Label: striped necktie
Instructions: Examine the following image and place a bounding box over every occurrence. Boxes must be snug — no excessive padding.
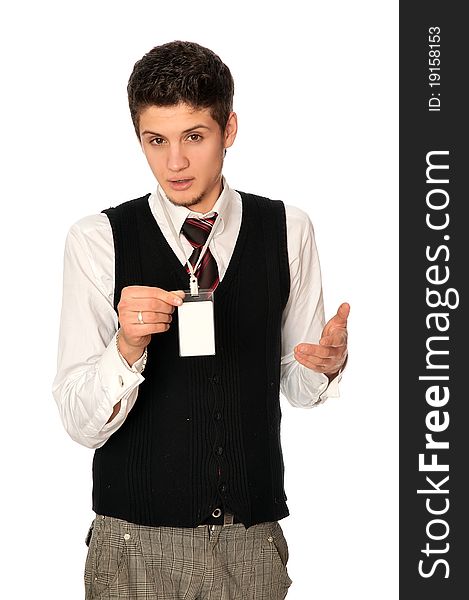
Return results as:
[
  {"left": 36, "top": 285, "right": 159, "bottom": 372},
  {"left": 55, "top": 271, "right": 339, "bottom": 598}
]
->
[{"left": 181, "top": 213, "right": 219, "bottom": 292}]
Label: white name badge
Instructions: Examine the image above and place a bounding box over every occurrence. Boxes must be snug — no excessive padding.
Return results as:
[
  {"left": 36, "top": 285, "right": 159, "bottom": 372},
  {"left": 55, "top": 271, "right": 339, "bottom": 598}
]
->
[{"left": 177, "top": 290, "right": 216, "bottom": 356}]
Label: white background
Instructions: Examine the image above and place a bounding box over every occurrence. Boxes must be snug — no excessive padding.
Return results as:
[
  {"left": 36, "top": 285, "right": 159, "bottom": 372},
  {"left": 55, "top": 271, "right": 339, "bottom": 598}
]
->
[{"left": 0, "top": 1, "right": 398, "bottom": 597}]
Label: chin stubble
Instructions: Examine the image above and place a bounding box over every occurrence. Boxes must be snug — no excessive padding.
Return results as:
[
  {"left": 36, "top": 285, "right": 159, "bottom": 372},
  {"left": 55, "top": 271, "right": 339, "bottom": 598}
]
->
[{"left": 167, "top": 191, "right": 206, "bottom": 208}]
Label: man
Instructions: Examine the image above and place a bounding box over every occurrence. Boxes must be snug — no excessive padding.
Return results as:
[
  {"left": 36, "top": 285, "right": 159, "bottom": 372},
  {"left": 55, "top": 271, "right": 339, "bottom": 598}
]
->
[{"left": 53, "top": 40, "right": 349, "bottom": 600}]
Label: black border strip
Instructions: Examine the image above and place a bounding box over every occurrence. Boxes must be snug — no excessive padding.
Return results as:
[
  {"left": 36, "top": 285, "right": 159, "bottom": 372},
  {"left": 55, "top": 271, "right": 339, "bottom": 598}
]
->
[{"left": 400, "top": 3, "right": 467, "bottom": 596}]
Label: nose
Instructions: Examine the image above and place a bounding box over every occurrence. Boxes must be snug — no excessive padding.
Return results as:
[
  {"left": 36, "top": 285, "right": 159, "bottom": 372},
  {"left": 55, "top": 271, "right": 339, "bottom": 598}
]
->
[{"left": 167, "top": 143, "right": 189, "bottom": 172}]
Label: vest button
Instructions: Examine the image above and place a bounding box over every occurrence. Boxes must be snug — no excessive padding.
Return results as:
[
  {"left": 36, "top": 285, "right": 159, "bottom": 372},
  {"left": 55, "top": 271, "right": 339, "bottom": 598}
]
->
[
  {"left": 219, "top": 483, "right": 227, "bottom": 493},
  {"left": 211, "top": 374, "right": 220, "bottom": 384},
  {"left": 216, "top": 446, "right": 224, "bottom": 456},
  {"left": 214, "top": 411, "right": 222, "bottom": 421}
]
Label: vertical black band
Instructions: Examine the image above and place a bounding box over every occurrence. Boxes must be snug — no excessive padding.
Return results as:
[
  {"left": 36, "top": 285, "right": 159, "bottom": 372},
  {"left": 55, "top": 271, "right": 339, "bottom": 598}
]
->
[{"left": 400, "top": 3, "right": 467, "bottom": 595}]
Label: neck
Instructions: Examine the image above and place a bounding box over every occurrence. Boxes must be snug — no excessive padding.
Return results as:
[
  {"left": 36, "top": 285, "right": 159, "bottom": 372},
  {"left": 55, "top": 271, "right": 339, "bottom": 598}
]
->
[{"left": 191, "top": 178, "right": 224, "bottom": 214}]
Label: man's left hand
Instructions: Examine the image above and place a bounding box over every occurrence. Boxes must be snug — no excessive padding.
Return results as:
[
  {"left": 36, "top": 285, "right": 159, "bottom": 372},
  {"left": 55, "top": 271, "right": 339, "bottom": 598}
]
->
[{"left": 294, "top": 302, "right": 350, "bottom": 379}]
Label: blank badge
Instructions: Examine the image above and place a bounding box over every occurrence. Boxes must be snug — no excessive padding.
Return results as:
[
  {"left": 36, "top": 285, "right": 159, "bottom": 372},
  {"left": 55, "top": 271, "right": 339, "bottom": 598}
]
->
[{"left": 177, "top": 290, "right": 215, "bottom": 356}]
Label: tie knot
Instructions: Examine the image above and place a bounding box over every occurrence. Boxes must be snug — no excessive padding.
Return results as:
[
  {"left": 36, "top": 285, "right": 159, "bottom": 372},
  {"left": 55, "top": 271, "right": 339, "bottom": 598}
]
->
[{"left": 181, "top": 213, "right": 218, "bottom": 248}]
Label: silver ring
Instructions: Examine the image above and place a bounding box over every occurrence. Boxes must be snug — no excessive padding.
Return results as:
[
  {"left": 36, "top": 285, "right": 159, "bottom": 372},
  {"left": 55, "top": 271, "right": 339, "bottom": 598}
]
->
[{"left": 137, "top": 310, "right": 144, "bottom": 324}]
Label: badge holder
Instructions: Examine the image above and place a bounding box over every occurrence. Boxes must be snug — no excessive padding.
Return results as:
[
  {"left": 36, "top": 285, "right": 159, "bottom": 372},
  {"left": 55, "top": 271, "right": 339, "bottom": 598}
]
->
[
  {"left": 157, "top": 194, "right": 220, "bottom": 357},
  {"left": 177, "top": 277, "right": 216, "bottom": 357}
]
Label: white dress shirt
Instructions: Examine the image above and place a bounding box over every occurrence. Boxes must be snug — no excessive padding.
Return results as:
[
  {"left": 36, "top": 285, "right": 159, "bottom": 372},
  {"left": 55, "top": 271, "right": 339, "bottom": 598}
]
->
[{"left": 52, "top": 179, "right": 341, "bottom": 449}]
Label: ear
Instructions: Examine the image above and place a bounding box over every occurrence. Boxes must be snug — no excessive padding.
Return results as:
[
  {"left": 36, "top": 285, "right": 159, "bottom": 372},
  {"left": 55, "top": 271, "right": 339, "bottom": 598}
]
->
[{"left": 223, "top": 112, "right": 238, "bottom": 149}]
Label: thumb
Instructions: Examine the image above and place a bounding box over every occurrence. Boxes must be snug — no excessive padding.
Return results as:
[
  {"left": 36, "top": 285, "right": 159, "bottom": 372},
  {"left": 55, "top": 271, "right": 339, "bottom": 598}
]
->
[
  {"left": 335, "top": 302, "right": 350, "bottom": 325},
  {"left": 323, "top": 302, "right": 350, "bottom": 336}
]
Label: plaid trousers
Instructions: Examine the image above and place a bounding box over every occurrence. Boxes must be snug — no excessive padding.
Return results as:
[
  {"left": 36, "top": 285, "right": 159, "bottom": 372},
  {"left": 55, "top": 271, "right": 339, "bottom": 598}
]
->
[{"left": 84, "top": 515, "right": 292, "bottom": 599}]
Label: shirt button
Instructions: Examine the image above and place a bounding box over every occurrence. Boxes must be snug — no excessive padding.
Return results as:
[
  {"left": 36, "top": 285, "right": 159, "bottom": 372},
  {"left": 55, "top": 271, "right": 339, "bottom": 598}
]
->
[
  {"left": 118, "top": 375, "right": 124, "bottom": 387},
  {"left": 268, "top": 536, "right": 274, "bottom": 543},
  {"left": 123, "top": 533, "right": 131, "bottom": 541}
]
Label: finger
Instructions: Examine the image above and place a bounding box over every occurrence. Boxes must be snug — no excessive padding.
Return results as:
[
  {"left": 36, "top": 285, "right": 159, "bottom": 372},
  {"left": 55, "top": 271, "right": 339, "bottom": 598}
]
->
[
  {"left": 124, "top": 322, "right": 172, "bottom": 337},
  {"left": 294, "top": 347, "right": 345, "bottom": 374},
  {"left": 294, "top": 351, "right": 334, "bottom": 373},
  {"left": 295, "top": 343, "right": 333, "bottom": 360},
  {"left": 171, "top": 290, "right": 186, "bottom": 300},
  {"left": 135, "top": 311, "right": 172, "bottom": 325},
  {"left": 153, "top": 288, "right": 185, "bottom": 306},
  {"left": 121, "top": 296, "right": 180, "bottom": 314},
  {"left": 122, "top": 286, "right": 184, "bottom": 306},
  {"left": 319, "top": 332, "right": 347, "bottom": 347}
]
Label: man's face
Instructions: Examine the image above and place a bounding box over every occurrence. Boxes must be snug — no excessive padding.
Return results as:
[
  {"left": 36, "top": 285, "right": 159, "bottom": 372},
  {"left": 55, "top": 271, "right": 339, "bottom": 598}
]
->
[{"left": 139, "top": 103, "right": 237, "bottom": 213}]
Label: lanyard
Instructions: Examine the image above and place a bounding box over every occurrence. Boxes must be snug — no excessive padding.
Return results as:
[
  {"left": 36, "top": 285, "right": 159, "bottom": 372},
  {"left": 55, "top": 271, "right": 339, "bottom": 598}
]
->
[{"left": 159, "top": 193, "right": 221, "bottom": 296}]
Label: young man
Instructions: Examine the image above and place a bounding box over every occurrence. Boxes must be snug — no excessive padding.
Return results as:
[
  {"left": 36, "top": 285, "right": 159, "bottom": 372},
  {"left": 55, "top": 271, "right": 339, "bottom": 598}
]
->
[{"left": 53, "top": 40, "right": 349, "bottom": 600}]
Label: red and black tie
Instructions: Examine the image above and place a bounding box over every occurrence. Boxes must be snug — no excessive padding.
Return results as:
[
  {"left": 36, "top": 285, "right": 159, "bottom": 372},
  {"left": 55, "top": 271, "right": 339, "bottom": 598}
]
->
[{"left": 181, "top": 213, "right": 219, "bottom": 292}]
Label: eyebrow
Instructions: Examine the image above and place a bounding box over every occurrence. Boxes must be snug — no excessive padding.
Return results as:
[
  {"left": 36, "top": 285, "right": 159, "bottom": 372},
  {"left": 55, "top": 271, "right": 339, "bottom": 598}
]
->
[{"left": 141, "top": 124, "right": 211, "bottom": 137}]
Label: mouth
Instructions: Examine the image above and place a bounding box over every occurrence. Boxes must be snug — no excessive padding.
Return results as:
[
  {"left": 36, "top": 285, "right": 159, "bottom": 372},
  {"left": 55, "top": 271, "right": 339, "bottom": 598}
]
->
[{"left": 168, "top": 178, "right": 194, "bottom": 191}]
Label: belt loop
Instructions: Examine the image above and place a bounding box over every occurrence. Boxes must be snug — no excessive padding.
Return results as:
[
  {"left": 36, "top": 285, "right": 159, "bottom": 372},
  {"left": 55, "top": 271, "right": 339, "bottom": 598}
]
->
[{"left": 223, "top": 512, "right": 234, "bottom": 526}]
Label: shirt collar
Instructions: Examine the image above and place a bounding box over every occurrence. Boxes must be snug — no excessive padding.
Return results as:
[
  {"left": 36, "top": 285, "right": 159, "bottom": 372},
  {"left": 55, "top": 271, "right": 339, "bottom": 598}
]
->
[{"left": 155, "top": 176, "right": 231, "bottom": 236}]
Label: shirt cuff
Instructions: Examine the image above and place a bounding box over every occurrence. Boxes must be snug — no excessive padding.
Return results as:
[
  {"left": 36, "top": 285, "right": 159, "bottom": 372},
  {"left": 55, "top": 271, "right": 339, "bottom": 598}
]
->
[
  {"left": 90, "top": 332, "right": 145, "bottom": 434},
  {"left": 301, "top": 367, "right": 330, "bottom": 405},
  {"left": 322, "top": 369, "right": 342, "bottom": 399},
  {"left": 281, "top": 359, "right": 326, "bottom": 409},
  {"left": 301, "top": 367, "right": 341, "bottom": 406}
]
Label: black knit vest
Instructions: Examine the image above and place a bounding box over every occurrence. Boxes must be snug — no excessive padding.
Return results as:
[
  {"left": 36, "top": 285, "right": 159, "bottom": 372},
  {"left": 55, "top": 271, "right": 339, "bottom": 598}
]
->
[{"left": 93, "top": 191, "right": 290, "bottom": 528}]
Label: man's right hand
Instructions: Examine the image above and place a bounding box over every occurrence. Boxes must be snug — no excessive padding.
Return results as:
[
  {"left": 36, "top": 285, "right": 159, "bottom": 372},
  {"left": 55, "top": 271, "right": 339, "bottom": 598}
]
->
[{"left": 117, "top": 286, "right": 185, "bottom": 366}]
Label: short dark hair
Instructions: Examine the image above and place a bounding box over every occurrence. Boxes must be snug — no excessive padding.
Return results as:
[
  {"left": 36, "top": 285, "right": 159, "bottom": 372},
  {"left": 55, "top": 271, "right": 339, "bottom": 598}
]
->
[{"left": 127, "top": 40, "right": 235, "bottom": 138}]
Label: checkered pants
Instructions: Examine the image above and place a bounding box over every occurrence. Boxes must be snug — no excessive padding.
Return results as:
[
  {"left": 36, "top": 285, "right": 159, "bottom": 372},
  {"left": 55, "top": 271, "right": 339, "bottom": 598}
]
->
[{"left": 84, "top": 515, "right": 292, "bottom": 599}]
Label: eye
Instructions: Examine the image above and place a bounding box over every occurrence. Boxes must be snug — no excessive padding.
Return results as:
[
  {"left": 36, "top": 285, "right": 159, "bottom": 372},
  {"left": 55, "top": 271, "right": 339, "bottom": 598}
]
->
[
  {"left": 150, "top": 137, "right": 166, "bottom": 146},
  {"left": 187, "top": 133, "right": 202, "bottom": 142}
]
